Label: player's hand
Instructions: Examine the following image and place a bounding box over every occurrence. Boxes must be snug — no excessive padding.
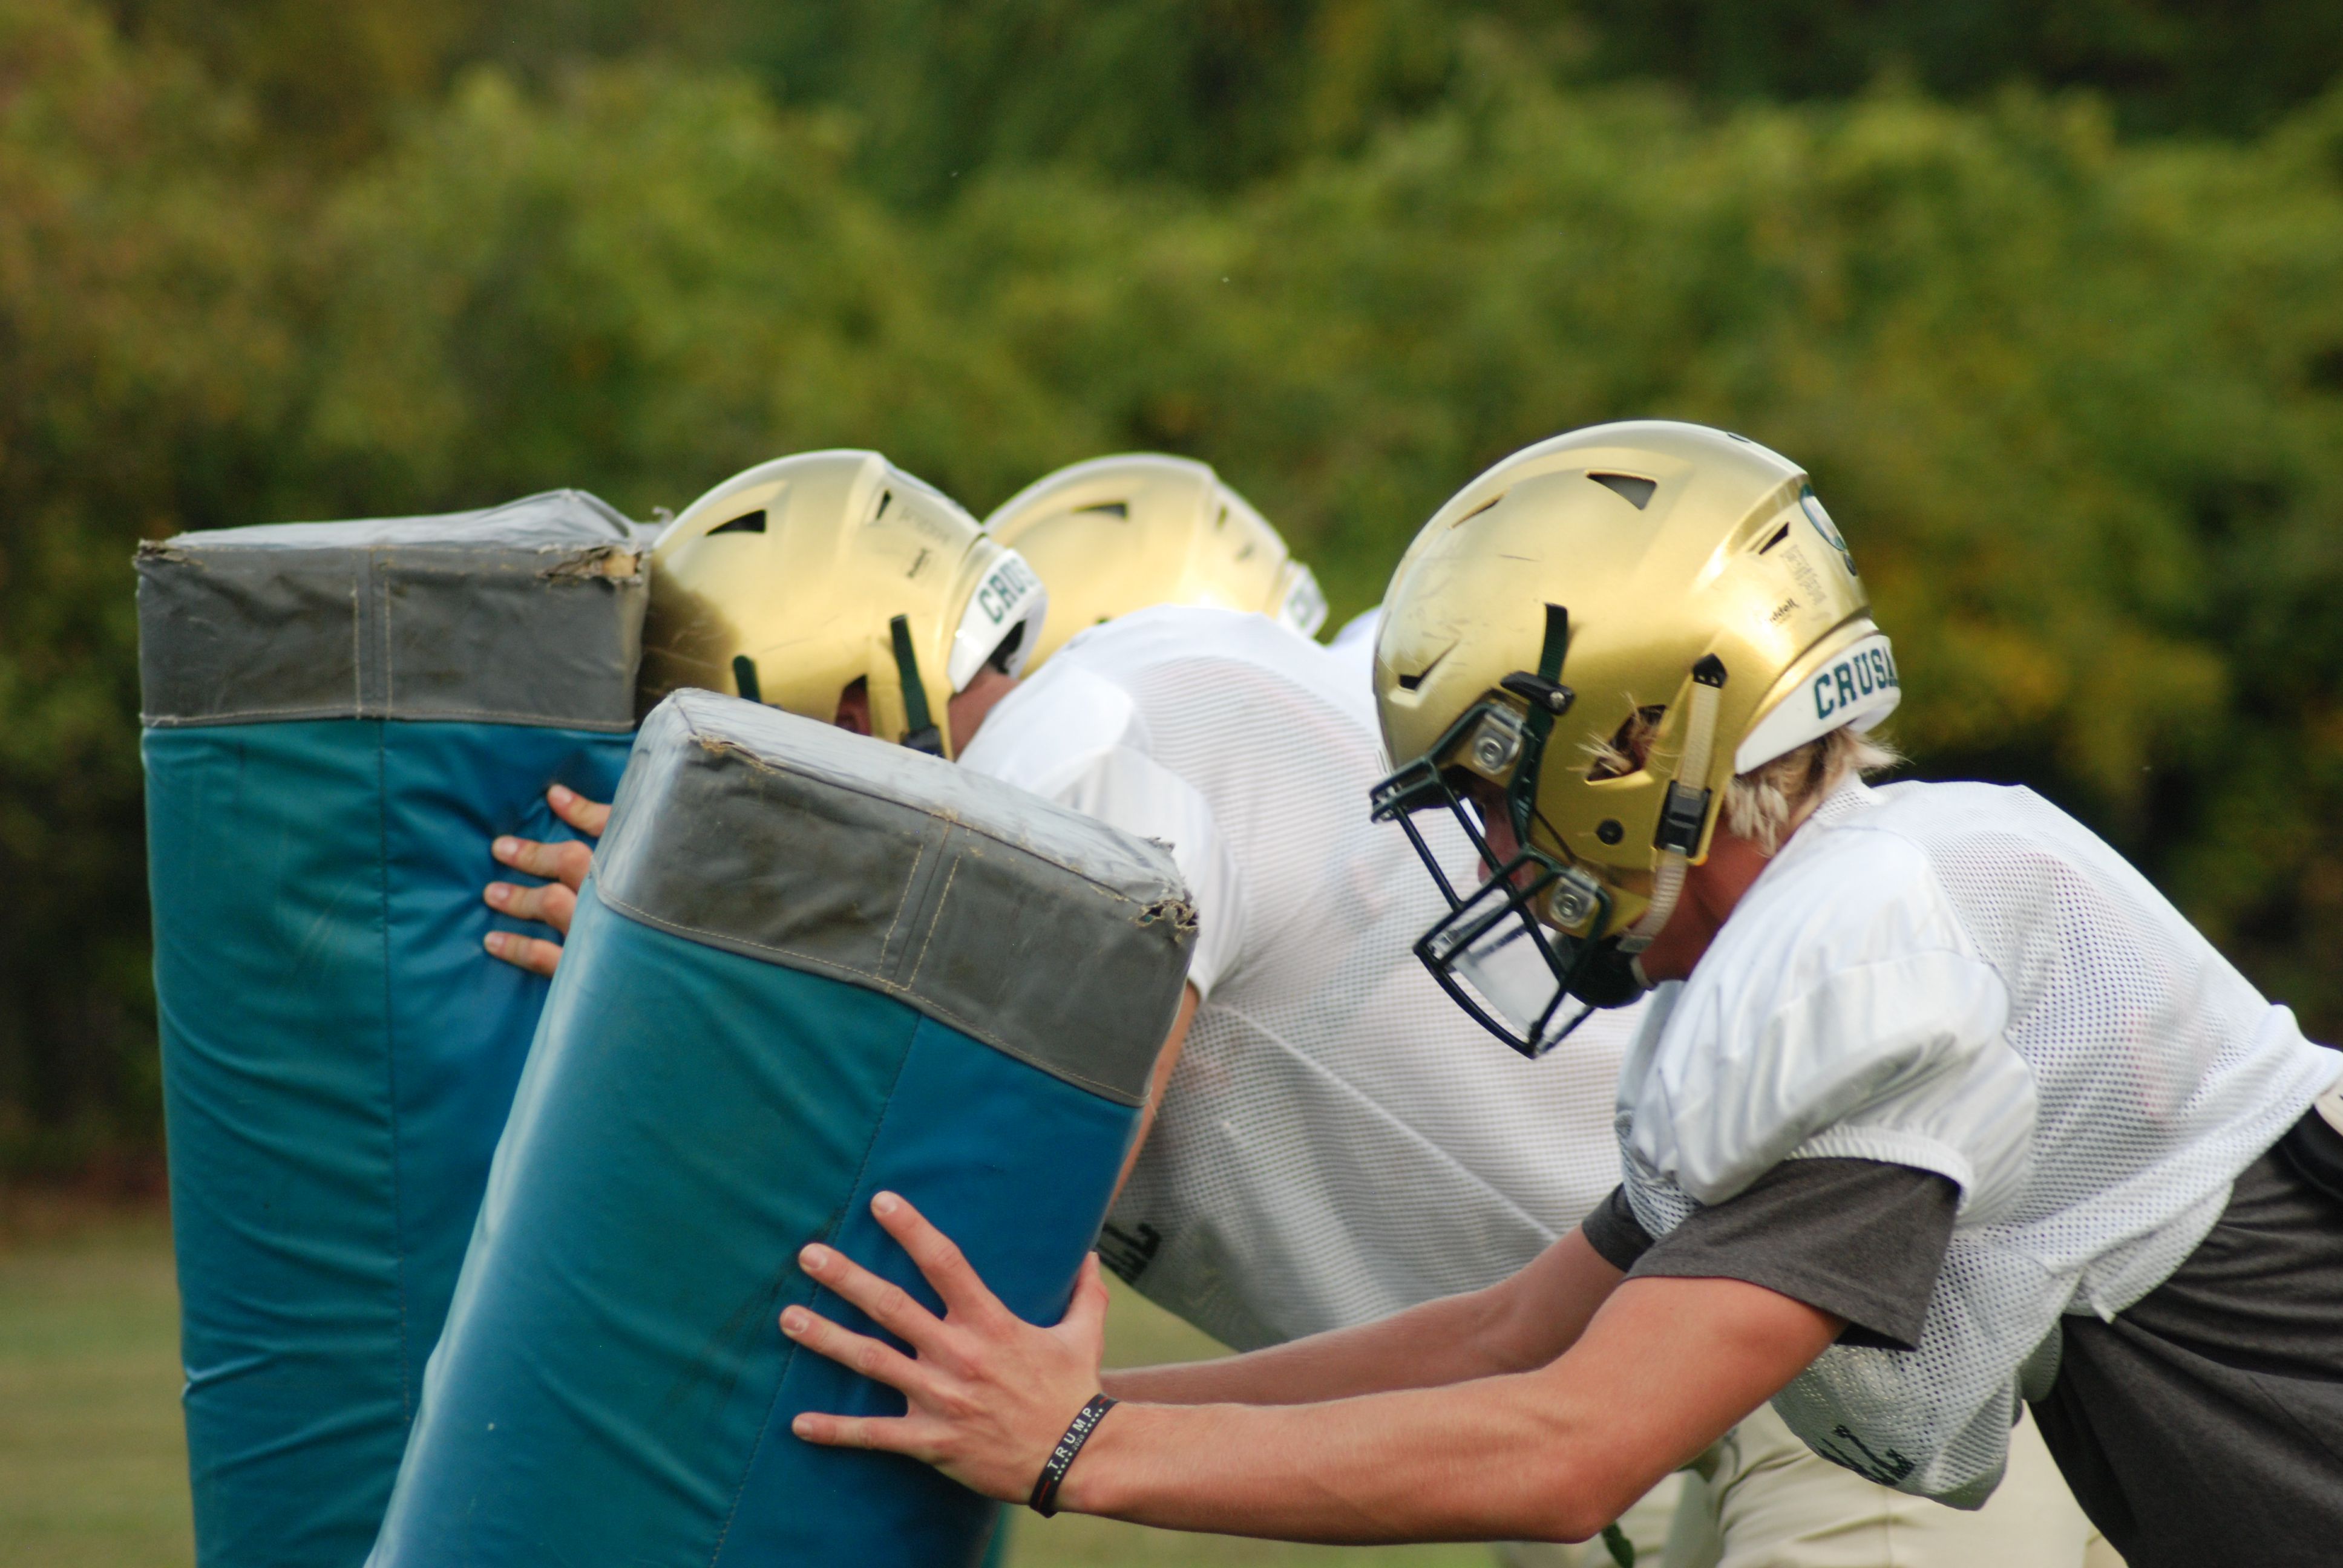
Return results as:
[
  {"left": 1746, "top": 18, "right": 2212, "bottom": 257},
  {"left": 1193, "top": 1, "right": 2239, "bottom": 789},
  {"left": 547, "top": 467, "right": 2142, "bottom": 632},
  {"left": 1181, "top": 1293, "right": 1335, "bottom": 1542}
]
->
[
  {"left": 482, "top": 785, "right": 611, "bottom": 976},
  {"left": 783, "top": 1192, "right": 1111, "bottom": 1503}
]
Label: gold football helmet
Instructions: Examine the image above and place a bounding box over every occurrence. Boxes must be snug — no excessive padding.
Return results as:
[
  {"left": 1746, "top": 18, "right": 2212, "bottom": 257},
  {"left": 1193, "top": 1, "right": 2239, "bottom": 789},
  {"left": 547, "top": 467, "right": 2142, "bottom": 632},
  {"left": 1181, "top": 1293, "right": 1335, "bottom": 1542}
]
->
[
  {"left": 981, "top": 454, "right": 1325, "bottom": 669},
  {"left": 1371, "top": 420, "right": 1899, "bottom": 1055},
  {"left": 640, "top": 450, "right": 1047, "bottom": 757}
]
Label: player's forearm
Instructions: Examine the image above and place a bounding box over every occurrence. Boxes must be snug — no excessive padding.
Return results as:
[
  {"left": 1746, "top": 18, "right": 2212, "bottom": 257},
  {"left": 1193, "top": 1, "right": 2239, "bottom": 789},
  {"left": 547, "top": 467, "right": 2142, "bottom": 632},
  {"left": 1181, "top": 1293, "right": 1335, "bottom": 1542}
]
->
[
  {"left": 1102, "top": 1227, "right": 1622, "bottom": 1408},
  {"left": 1060, "top": 1376, "right": 1617, "bottom": 1543},
  {"left": 1102, "top": 1284, "right": 1516, "bottom": 1406}
]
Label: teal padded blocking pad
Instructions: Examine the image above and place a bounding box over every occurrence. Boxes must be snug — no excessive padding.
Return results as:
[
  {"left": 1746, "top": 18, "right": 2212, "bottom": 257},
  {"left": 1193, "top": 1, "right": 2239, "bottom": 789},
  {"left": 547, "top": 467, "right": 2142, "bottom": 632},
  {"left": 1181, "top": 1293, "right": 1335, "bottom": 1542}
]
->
[
  {"left": 365, "top": 692, "right": 1193, "bottom": 1567},
  {"left": 145, "top": 719, "right": 631, "bottom": 1567},
  {"left": 368, "top": 887, "right": 1139, "bottom": 1566}
]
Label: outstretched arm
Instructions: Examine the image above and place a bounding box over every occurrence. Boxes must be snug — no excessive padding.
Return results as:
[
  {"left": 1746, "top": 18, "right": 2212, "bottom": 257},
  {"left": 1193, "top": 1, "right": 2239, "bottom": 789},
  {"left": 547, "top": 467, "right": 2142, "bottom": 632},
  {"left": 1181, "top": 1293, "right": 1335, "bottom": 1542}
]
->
[
  {"left": 1063, "top": 1270, "right": 1836, "bottom": 1542},
  {"left": 782, "top": 1194, "right": 1840, "bottom": 1544},
  {"left": 1101, "top": 1226, "right": 1624, "bottom": 1407},
  {"left": 481, "top": 784, "right": 609, "bottom": 976}
]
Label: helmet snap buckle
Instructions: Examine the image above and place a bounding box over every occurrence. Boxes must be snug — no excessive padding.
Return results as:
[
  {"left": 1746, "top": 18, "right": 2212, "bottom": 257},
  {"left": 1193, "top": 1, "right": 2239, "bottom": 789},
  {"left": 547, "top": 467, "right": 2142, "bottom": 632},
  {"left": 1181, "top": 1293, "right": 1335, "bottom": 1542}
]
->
[
  {"left": 1460, "top": 707, "right": 1525, "bottom": 779},
  {"left": 1654, "top": 781, "right": 1712, "bottom": 855},
  {"left": 1545, "top": 866, "right": 1604, "bottom": 929}
]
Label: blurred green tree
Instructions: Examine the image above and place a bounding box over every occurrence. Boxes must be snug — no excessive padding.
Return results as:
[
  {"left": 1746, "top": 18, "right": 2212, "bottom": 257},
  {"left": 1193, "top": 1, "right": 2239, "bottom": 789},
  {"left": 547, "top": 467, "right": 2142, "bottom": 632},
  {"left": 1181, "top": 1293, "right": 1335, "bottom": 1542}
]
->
[
  {"left": 289, "top": 65, "right": 1085, "bottom": 517},
  {"left": 0, "top": 0, "right": 298, "bottom": 1173},
  {"left": 108, "top": 2, "right": 2343, "bottom": 195},
  {"left": 4, "top": 0, "right": 2342, "bottom": 1172},
  {"left": 105, "top": 0, "right": 474, "bottom": 166},
  {"left": 1579, "top": 0, "right": 2343, "bottom": 139}
]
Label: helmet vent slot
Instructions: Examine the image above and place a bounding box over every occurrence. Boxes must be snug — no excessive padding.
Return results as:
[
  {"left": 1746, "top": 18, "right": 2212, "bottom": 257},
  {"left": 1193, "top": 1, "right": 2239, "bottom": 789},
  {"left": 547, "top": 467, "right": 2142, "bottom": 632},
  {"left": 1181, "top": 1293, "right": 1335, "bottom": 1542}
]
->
[
  {"left": 1587, "top": 472, "right": 1656, "bottom": 510},
  {"left": 707, "top": 509, "right": 765, "bottom": 535},
  {"left": 1073, "top": 501, "right": 1130, "bottom": 519},
  {"left": 1757, "top": 521, "right": 1792, "bottom": 553},
  {"left": 1396, "top": 645, "right": 1452, "bottom": 692},
  {"left": 1447, "top": 493, "right": 1505, "bottom": 528}
]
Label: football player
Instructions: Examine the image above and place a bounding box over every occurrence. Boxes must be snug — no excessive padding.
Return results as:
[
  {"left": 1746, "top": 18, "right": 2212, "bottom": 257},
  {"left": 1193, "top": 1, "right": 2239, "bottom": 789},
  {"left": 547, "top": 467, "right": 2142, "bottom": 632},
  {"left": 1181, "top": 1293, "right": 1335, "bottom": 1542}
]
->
[
  {"left": 488, "top": 445, "right": 2110, "bottom": 1567},
  {"left": 772, "top": 423, "right": 2336, "bottom": 1567}
]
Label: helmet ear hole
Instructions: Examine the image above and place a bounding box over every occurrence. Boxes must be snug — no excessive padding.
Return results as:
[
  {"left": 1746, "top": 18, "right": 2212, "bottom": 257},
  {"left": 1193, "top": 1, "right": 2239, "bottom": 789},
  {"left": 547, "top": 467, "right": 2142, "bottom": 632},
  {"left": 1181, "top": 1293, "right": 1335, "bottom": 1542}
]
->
[{"left": 1588, "top": 706, "right": 1665, "bottom": 781}]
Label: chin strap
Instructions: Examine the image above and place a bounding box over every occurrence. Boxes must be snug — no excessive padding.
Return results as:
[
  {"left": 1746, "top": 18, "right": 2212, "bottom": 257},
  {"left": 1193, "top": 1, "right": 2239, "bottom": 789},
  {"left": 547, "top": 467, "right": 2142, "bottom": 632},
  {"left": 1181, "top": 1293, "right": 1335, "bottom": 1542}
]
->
[
  {"left": 1619, "top": 655, "right": 1728, "bottom": 958},
  {"left": 889, "top": 614, "right": 946, "bottom": 756}
]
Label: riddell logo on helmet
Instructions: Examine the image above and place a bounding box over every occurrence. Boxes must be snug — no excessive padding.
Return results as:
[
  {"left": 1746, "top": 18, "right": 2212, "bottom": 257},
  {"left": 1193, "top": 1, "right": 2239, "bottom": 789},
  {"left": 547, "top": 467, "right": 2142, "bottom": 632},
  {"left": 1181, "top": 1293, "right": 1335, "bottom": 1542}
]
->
[{"left": 1812, "top": 644, "right": 1899, "bottom": 720}]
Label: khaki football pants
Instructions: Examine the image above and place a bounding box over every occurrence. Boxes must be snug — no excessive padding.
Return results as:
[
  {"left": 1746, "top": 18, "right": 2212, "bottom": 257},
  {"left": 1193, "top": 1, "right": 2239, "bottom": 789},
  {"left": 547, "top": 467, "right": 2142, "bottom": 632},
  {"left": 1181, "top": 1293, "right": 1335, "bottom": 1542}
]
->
[{"left": 1495, "top": 1405, "right": 2123, "bottom": 1568}]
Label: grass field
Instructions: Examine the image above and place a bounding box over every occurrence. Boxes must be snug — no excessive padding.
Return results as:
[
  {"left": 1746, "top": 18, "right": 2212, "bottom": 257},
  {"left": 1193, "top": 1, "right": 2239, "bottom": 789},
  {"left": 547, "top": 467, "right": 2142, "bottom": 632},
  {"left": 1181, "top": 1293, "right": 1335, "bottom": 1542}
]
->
[{"left": 0, "top": 1198, "right": 1491, "bottom": 1567}]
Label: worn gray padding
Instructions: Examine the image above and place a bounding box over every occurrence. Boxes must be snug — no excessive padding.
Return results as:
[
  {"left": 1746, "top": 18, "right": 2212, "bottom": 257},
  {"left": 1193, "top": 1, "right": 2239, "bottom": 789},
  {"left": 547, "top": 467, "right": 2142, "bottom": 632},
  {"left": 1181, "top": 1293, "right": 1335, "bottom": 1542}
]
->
[
  {"left": 596, "top": 690, "right": 1199, "bottom": 1105},
  {"left": 136, "top": 489, "right": 647, "bottom": 730}
]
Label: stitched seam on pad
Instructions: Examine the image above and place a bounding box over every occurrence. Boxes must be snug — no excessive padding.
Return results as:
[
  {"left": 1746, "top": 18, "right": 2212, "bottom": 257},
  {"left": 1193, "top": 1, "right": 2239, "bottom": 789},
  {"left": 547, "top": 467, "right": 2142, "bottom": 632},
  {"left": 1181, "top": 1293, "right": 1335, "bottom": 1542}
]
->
[
  {"left": 139, "top": 704, "right": 635, "bottom": 728},
  {"left": 872, "top": 839, "right": 928, "bottom": 979},
  {"left": 349, "top": 570, "right": 363, "bottom": 715},
  {"left": 379, "top": 553, "right": 396, "bottom": 716},
  {"left": 595, "top": 886, "right": 899, "bottom": 988},
  {"left": 375, "top": 721, "right": 414, "bottom": 1424},
  {"left": 704, "top": 1019, "right": 921, "bottom": 1568},
  {"left": 902, "top": 861, "right": 960, "bottom": 993}
]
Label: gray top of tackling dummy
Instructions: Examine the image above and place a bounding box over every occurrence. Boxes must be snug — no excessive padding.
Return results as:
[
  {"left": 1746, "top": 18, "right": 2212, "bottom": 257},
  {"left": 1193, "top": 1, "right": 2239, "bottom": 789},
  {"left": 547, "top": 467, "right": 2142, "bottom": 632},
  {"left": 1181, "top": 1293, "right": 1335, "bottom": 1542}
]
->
[
  {"left": 136, "top": 489, "right": 647, "bottom": 730},
  {"left": 595, "top": 690, "right": 1199, "bottom": 1105}
]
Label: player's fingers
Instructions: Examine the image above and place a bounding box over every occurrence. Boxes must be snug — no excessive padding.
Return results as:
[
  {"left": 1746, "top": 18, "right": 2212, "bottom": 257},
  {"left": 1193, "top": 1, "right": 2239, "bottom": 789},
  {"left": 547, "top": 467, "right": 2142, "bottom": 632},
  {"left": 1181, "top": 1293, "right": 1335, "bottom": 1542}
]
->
[
  {"left": 788, "top": 1410, "right": 931, "bottom": 1458},
  {"left": 546, "top": 784, "right": 611, "bottom": 837},
  {"left": 798, "top": 1242, "right": 952, "bottom": 1354},
  {"left": 870, "top": 1192, "right": 1009, "bottom": 1327},
  {"left": 1060, "top": 1252, "right": 1111, "bottom": 1345},
  {"left": 492, "top": 834, "right": 593, "bottom": 891},
  {"left": 483, "top": 930, "right": 562, "bottom": 977},
  {"left": 484, "top": 880, "right": 577, "bottom": 933},
  {"left": 780, "top": 1305, "right": 931, "bottom": 1397}
]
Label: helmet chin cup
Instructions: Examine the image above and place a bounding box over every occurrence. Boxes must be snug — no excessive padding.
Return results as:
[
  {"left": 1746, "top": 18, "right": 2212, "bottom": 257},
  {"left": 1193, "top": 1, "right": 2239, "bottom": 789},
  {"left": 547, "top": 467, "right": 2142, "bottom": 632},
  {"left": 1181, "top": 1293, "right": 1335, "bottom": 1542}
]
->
[
  {"left": 1565, "top": 939, "right": 1647, "bottom": 1009},
  {"left": 1406, "top": 846, "right": 1645, "bottom": 1060}
]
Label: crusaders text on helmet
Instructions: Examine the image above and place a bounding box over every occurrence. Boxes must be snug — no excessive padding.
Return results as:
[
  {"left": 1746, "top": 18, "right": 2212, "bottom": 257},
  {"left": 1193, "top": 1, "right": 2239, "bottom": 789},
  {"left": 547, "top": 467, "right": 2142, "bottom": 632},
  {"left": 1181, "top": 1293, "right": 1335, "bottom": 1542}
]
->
[
  {"left": 1370, "top": 420, "right": 1899, "bottom": 1057},
  {"left": 981, "top": 453, "right": 1325, "bottom": 670},
  {"left": 640, "top": 450, "right": 1047, "bottom": 757}
]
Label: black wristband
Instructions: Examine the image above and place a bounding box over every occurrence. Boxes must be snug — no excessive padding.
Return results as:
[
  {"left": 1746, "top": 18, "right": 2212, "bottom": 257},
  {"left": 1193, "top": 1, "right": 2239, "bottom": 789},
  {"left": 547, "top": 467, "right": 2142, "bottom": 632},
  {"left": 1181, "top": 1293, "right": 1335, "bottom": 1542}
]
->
[{"left": 1027, "top": 1393, "right": 1118, "bottom": 1517}]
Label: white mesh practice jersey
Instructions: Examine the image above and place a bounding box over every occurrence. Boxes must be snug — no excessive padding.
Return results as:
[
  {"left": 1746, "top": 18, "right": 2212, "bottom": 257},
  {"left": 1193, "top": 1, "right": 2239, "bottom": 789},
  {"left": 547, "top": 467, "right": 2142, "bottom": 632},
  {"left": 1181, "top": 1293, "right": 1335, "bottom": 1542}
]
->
[
  {"left": 958, "top": 606, "right": 1639, "bottom": 1351},
  {"left": 1619, "top": 777, "right": 2339, "bottom": 1504}
]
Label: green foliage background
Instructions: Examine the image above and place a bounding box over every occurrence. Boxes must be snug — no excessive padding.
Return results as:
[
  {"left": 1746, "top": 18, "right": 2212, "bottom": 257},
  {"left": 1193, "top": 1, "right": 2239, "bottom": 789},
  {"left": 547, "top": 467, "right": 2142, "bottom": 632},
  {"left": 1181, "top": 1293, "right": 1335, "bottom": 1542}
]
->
[{"left": 4, "top": 0, "right": 2342, "bottom": 1173}]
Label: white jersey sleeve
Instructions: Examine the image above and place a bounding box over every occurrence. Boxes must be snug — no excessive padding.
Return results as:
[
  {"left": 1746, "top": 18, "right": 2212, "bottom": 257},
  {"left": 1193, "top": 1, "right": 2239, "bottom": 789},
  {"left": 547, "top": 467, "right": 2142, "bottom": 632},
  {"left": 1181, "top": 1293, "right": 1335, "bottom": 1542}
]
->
[
  {"left": 1620, "top": 776, "right": 2339, "bottom": 1504},
  {"left": 957, "top": 661, "right": 1246, "bottom": 999},
  {"left": 1624, "top": 832, "right": 2034, "bottom": 1217}
]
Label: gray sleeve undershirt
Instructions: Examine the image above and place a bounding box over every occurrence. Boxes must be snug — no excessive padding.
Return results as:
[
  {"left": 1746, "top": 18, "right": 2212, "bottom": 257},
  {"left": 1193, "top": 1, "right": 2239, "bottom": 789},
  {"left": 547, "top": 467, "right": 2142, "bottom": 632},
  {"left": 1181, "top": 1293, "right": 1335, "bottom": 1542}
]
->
[{"left": 1580, "top": 1157, "right": 1959, "bottom": 1351}]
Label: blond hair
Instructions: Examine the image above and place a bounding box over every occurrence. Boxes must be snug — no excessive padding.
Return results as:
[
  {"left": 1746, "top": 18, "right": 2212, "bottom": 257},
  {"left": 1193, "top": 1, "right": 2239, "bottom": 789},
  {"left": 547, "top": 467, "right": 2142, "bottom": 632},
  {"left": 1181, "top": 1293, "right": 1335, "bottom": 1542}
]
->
[{"left": 1585, "top": 711, "right": 1902, "bottom": 854}]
